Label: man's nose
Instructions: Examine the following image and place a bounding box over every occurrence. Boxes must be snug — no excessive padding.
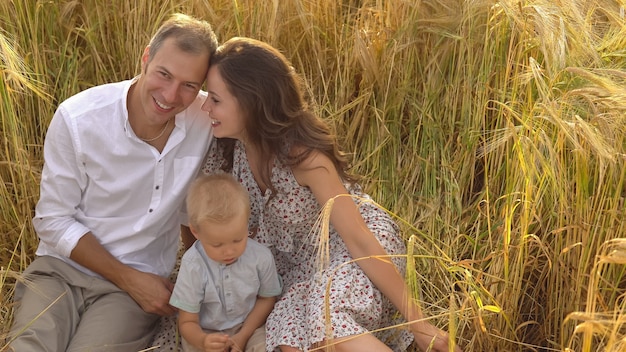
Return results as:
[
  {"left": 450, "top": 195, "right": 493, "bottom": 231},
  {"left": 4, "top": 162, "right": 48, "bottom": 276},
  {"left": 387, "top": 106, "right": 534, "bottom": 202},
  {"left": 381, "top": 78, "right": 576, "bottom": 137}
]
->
[{"left": 162, "top": 82, "right": 180, "bottom": 103}]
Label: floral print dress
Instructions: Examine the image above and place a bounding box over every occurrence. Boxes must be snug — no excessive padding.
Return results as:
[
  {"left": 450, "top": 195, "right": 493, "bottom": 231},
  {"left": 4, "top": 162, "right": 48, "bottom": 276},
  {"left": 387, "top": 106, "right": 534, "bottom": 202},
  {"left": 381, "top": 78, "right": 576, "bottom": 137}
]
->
[{"left": 201, "top": 140, "right": 413, "bottom": 352}]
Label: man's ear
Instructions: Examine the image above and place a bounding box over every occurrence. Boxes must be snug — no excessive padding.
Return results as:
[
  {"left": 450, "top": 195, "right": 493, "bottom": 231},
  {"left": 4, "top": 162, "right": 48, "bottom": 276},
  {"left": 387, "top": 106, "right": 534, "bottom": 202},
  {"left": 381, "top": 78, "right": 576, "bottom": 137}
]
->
[{"left": 140, "top": 46, "right": 150, "bottom": 72}]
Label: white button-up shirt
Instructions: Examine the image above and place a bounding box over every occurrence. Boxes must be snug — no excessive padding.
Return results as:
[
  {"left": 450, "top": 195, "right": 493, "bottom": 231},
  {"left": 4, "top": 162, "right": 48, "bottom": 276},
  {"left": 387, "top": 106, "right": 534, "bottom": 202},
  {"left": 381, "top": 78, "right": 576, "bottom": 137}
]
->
[{"left": 33, "top": 78, "right": 213, "bottom": 278}]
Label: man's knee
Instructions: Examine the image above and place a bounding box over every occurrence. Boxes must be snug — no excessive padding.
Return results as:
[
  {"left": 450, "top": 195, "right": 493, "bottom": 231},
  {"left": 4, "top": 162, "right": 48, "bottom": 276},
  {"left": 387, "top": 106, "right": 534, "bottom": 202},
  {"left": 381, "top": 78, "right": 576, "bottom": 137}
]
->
[
  {"left": 67, "top": 291, "right": 159, "bottom": 351},
  {"left": 9, "top": 275, "right": 79, "bottom": 352}
]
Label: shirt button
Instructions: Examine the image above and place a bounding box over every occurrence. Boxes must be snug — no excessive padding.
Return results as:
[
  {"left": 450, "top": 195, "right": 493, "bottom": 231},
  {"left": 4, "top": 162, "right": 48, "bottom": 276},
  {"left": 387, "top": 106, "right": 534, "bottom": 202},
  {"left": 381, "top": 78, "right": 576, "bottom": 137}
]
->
[
  {"left": 149, "top": 209, "right": 153, "bottom": 213},
  {"left": 155, "top": 185, "right": 160, "bottom": 190}
]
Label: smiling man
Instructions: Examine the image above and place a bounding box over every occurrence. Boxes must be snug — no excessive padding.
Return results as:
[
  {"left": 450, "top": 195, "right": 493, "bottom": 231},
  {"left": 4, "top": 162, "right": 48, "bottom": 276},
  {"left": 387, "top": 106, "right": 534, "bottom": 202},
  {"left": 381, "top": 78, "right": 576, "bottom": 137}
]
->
[{"left": 8, "top": 13, "right": 218, "bottom": 352}]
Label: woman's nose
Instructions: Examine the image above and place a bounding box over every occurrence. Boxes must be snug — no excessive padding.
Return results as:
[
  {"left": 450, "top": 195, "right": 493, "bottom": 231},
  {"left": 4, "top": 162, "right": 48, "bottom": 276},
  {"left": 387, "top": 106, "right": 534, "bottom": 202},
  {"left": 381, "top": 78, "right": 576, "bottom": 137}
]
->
[{"left": 201, "top": 98, "right": 211, "bottom": 112}]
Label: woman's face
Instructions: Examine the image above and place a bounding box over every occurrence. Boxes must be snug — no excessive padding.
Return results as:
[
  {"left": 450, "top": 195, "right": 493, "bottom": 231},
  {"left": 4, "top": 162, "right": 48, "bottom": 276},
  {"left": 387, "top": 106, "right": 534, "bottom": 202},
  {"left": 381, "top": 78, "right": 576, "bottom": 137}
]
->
[{"left": 202, "top": 65, "right": 247, "bottom": 141}]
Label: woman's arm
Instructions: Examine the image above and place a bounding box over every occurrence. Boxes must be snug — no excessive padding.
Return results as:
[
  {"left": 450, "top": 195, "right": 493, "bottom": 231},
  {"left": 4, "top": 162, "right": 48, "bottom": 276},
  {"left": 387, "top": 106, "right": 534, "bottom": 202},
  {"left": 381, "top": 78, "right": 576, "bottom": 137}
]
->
[{"left": 292, "top": 150, "right": 462, "bottom": 352}]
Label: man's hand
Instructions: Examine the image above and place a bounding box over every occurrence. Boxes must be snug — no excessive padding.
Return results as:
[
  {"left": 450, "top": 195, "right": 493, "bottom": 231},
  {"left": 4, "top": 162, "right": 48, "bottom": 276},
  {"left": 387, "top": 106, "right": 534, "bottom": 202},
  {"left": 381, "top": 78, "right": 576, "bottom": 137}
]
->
[
  {"left": 69, "top": 233, "right": 176, "bottom": 316},
  {"left": 121, "top": 270, "right": 176, "bottom": 316}
]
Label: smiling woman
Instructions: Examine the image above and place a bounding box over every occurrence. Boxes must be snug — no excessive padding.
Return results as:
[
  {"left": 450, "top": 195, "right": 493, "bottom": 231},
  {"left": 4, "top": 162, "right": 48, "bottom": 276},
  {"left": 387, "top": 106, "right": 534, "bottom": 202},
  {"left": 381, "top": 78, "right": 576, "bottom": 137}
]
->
[
  {"left": 202, "top": 64, "right": 247, "bottom": 141},
  {"left": 198, "top": 36, "right": 462, "bottom": 352}
]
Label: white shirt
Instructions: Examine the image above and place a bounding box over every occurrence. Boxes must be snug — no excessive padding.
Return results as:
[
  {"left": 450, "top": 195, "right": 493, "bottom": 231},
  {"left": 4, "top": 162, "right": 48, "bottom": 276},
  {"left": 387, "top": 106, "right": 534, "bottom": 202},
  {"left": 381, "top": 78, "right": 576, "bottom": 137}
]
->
[
  {"left": 169, "top": 239, "right": 282, "bottom": 331},
  {"left": 33, "top": 78, "right": 213, "bottom": 278}
]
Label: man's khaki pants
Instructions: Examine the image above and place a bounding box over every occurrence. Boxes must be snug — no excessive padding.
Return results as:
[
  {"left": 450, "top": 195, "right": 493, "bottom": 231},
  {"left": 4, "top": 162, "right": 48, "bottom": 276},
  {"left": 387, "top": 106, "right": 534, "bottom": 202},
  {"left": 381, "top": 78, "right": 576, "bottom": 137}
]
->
[{"left": 8, "top": 256, "right": 160, "bottom": 352}]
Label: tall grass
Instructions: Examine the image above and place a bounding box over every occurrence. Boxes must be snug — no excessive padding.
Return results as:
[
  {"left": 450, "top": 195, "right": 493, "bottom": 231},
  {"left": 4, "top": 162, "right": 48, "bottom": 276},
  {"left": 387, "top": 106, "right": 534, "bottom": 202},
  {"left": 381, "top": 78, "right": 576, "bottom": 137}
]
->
[{"left": 2, "top": 0, "right": 626, "bottom": 351}]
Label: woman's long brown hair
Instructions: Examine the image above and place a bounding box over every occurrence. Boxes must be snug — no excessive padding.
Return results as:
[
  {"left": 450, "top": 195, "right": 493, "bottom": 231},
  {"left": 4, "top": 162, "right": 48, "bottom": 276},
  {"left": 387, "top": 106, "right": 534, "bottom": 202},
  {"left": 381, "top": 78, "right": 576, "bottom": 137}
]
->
[{"left": 210, "top": 37, "right": 357, "bottom": 195}]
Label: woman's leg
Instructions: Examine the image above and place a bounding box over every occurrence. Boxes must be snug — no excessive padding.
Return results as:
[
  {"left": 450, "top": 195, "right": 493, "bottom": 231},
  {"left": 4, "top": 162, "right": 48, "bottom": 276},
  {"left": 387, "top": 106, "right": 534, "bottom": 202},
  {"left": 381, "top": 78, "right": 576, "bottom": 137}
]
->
[{"left": 316, "top": 334, "right": 393, "bottom": 352}]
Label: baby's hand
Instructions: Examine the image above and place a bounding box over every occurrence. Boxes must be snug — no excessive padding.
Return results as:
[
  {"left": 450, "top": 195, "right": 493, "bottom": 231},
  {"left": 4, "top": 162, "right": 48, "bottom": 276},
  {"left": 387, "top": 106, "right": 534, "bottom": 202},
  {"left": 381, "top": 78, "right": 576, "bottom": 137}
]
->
[
  {"left": 202, "top": 332, "right": 230, "bottom": 352},
  {"left": 228, "top": 332, "right": 248, "bottom": 352}
]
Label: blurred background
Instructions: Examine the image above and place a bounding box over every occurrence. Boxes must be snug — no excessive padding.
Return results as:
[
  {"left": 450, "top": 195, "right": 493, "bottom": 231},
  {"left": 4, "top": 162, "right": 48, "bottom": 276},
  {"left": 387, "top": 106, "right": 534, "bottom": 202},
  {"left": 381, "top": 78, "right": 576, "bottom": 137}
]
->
[{"left": 2, "top": 0, "right": 626, "bottom": 351}]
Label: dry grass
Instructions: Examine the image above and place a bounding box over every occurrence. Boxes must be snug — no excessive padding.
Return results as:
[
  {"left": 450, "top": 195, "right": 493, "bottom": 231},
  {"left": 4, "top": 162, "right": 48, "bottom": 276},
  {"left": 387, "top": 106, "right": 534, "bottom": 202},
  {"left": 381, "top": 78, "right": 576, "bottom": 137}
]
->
[{"left": 2, "top": 0, "right": 626, "bottom": 351}]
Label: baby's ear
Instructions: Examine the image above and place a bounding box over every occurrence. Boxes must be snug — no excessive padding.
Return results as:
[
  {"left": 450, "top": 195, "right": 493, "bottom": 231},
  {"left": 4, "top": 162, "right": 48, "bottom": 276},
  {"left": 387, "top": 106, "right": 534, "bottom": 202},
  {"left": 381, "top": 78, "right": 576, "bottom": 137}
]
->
[{"left": 189, "top": 225, "right": 201, "bottom": 240}]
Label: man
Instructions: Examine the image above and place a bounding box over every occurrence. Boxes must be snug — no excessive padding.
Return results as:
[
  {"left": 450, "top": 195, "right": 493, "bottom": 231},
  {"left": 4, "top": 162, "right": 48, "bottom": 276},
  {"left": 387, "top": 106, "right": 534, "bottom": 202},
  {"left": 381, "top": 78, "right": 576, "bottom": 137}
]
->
[{"left": 8, "top": 13, "right": 218, "bottom": 352}]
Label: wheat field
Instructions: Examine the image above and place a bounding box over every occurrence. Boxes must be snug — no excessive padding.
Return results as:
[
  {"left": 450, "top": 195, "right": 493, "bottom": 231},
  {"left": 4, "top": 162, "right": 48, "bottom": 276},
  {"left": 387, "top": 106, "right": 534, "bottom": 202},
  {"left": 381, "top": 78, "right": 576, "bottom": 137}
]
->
[{"left": 2, "top": 0, "right": 626, "bottom": 351}]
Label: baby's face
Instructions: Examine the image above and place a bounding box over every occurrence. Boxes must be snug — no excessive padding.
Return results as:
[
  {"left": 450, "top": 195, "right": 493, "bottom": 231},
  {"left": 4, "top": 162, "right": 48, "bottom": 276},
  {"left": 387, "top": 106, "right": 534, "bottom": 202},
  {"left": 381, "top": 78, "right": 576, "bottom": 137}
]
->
[{"left": 195, "top": 215, "right": 248, "bottom": 265}]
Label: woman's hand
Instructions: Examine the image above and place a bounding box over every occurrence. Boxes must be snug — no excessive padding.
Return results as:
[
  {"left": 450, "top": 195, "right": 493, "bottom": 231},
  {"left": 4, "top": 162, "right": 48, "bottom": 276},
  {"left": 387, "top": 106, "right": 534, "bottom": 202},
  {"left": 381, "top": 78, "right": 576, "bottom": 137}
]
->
[{"left": 411, "top": 321, "right": 462, "bottom": 352}]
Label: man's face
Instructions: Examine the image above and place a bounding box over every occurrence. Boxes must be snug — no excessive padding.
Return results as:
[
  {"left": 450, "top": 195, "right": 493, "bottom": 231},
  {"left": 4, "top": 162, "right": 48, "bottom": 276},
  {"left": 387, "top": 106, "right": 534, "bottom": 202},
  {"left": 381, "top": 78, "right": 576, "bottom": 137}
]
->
[{"left": 136, "top": 37, "right": 209, "bottom": 124}]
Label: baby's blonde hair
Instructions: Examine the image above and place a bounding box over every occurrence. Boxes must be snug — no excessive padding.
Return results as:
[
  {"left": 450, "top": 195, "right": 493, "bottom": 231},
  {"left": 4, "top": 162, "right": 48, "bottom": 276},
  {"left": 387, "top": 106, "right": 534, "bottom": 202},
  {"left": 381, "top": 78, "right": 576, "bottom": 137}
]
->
[{"left": 186, "top": 173, "right": 250, "bottom": 229}]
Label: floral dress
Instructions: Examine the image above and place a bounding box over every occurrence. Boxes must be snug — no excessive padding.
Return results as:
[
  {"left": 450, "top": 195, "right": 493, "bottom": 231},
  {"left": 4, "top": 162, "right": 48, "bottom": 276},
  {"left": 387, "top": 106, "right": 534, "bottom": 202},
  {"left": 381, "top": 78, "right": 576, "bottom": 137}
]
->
[{"left": 201, "top": 141, "right": 413, "bottom": 352}]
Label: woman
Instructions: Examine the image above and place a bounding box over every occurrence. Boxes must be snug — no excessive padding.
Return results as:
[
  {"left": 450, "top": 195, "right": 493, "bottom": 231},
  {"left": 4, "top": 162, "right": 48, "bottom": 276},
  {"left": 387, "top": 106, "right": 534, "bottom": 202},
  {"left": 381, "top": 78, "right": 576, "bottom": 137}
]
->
[{"left": 200, "top": 37, "right": 462, "bottom": 352}]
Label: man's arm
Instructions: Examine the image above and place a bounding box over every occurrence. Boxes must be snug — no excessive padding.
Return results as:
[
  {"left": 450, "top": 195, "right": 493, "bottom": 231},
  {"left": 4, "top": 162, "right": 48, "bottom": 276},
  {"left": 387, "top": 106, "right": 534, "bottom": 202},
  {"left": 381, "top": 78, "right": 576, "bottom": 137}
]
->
[
  {"left": 70, "top": 232, "right": 176, "bottom": 316},
  {"left": 36, "top": 109, "right": 176, "bottom": 316}
]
